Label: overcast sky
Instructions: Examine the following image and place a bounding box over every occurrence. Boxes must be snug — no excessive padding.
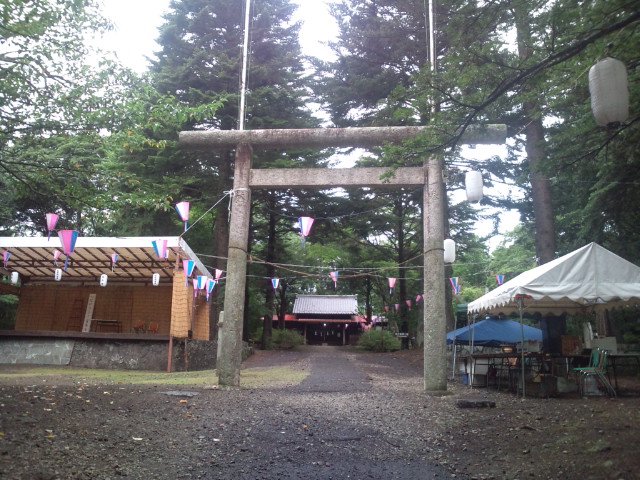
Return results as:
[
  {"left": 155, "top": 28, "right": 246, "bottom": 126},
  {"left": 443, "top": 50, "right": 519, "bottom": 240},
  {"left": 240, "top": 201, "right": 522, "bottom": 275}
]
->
[{"left": 98, "top": 0, "right": 337, "bottom": 73}]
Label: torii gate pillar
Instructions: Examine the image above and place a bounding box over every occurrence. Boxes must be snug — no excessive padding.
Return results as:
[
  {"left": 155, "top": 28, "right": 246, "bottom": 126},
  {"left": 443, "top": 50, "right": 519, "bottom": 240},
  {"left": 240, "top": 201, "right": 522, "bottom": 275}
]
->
[{"left": 180, "top": 125, "right": 506, "bottom": 388}]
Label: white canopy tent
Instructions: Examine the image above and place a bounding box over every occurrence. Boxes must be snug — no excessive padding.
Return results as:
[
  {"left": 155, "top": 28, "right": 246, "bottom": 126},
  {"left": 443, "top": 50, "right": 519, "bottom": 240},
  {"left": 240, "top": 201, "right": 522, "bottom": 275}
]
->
[
  {"left": 468, "top": 243, "right": 640, "bottom": 316},
  {"left": 467, "top": 243, "right": 640, "bottom": 396}
]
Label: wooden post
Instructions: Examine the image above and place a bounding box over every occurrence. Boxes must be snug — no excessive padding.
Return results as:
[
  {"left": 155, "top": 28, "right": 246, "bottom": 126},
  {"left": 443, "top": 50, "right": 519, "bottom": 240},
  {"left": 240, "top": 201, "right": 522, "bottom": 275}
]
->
[
  {"left": 217, "top": 143, "right": 252, "bottom": 386},
  {"left": 423, "top": 155, "right": 448, "bottom": 391}
]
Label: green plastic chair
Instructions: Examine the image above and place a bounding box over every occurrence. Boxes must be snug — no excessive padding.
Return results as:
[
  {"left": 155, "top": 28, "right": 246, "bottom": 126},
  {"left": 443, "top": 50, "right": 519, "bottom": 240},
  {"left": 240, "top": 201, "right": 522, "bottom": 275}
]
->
[
  {"left": 573, "top": 347, "right": 600, "bottom": 374},
  {"left": 578, "top": 349, "right": 616, "bottom": 397}
]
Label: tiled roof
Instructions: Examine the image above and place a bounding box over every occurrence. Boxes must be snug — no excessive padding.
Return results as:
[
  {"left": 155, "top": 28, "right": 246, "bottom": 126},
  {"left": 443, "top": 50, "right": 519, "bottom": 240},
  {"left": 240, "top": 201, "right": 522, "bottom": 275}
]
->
[{"left": 292, "top": 295, "right": 358, "bottom": 315}]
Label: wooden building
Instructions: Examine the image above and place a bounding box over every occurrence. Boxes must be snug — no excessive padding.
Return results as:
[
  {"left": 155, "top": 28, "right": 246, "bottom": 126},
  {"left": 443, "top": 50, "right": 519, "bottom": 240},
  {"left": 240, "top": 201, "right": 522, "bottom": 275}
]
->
[
  {"left": 285, "top": 294, "right": 364, "bottom": 345},
  {"left": 0, "top": 236, "right": 214, "bottom": 370}
]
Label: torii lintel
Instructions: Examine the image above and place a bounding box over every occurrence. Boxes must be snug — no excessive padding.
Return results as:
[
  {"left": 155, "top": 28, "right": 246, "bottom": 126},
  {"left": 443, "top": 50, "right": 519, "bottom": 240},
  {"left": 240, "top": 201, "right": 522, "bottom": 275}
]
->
[{"left": 179, "top": 124, "right": 507, "bottom": 150}]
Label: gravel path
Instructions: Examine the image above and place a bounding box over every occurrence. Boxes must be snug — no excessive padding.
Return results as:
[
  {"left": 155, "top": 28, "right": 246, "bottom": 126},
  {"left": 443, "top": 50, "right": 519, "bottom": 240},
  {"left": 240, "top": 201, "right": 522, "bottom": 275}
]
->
[{"left": 2, "top": 346, "right": 639, "bottom": 479}]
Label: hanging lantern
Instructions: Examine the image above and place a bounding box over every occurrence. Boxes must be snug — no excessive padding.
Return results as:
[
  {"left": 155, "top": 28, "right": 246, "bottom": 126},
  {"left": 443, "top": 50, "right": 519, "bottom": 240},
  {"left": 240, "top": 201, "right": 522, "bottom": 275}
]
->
[
  {"left": 443, "top": 238, "right": 456, "bottom": 263},
  {"left": 175, "top": 202, "right": 190, "bottom": 232},
  {"left": 496, "top": 274, "right": 505, "bottom": 286},
  {"left": 99, "top": 274, "right": 108, "bottom": 287},
  {"left": 54, "top": 268, "right": 63, "bottom": 281},
  {"left": 58, "top": 230, "right": 78, "bottom": 271},
  {"left": 298, "top": 217, "right": 314, "bottom": 248},
  {"left": 10, "top": 272, "right": 19, "bottom": 285},
  {"left": 215, "top": 269, "right": 224, "bottom": 281},
  {"left": 589, "top": 57, "right": 629, "bottom": 127},
  {"left": 330, "top": 271, "right": 338, "bottom": 288},
  {"left": 271, "top": 278, "right": 279, "bottom": 289},
  {"left": 465, "top": 171, "right": 483, "bottom": 203},
  {"left": 449, "top": 277, "right": 460, "bottom": 294},
  {"left": 152, "top": 273, "right": 160, "bottom": 286},
  {"left": 111, "top": 253, "right": 119, "bottom": 272},
  {"left": 45, "top": 213, "right": 59, "bottom": 240},
  {"left": 151, "top": 239, "right": 168, "bottom": 260},
  {"left": 2, "top": 251, "right": 9, "bottom": 268},
  {"left": 388, "top": 277, "right": 396, "bottom": 295},
  {"left": 182, "top": 259, "right": 195, "bottom": 286},
  {"left": 206, "top": 278, "right": 216, "bottom": 300},
  {"left": 53, "top": 250, "right": 61, "bottom": 266}
]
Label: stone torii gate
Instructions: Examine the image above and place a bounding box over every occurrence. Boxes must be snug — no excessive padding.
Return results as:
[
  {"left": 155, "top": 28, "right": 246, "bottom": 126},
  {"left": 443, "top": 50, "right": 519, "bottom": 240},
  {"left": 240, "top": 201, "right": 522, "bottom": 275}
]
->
[{"left": 180, "top": 125, "right": 506, "bottom": 390}]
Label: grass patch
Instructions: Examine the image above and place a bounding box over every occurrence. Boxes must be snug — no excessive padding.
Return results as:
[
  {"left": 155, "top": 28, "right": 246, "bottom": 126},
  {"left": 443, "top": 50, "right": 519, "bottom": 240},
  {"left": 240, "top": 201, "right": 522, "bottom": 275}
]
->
[
  {"left": 0, "top": 365, "right": 308, "bottom": 388},
  {"left": 240, "top": 366, "right": 308, "bottom": 387}
]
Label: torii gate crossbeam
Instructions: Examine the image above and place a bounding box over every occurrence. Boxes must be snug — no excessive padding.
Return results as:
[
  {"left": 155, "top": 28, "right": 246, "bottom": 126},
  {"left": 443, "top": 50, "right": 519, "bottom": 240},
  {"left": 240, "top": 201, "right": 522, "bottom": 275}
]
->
[{"left": 180, "top": 125, "right": 506, "bottom": 390}]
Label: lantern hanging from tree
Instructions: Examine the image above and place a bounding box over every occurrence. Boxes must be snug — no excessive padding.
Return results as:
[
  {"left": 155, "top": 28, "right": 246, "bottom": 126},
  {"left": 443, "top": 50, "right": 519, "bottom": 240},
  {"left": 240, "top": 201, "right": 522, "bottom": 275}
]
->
[
  {"left": 589, "top": 57, "right": 629, "bottom": 127},
  {"left": 465, "top": 171, "right": 483, "bottom": 203},
  {"left": 443, "top": 238, "right": 456, "bottom": 263},
  {"left": 271, "top": 278, "right": 279, "bottom": 289}
]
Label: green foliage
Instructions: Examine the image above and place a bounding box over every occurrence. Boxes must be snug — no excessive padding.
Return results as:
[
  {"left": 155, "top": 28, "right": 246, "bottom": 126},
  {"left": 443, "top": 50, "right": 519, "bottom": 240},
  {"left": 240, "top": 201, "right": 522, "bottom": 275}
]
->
[
  {"left": 0, "top": 294, "right": 18, "bottom": 330},
  {"left": 270, "top": 329, "right": 305, "bottom": 350},
  {"left": 357, "top": 329, "right": 401, "bottom": 352}
]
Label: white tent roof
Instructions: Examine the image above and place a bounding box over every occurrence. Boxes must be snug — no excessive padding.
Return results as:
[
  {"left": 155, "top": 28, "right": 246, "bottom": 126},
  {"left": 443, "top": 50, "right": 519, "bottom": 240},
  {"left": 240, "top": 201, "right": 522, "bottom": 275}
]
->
[{"left": 468, "top": 243, "right": 640, "bottom": 315}]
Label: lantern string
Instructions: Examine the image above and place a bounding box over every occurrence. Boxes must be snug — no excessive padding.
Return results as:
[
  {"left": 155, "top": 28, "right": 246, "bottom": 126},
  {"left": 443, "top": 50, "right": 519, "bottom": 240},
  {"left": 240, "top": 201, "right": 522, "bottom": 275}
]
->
[{"left": 179, "top": 191, "right": 232, "bottom": 238}]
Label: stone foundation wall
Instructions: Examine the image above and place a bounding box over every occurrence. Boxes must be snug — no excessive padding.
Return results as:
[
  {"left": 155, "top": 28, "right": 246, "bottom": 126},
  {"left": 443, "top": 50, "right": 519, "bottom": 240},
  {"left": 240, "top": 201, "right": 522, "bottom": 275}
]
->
[{"left": 0, "top": 334, "right": 217, "bottom": 372}]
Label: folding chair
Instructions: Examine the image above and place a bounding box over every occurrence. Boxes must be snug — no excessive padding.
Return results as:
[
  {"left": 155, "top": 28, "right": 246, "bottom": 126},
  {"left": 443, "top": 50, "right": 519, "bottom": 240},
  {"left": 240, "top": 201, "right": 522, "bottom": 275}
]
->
[{"left": 577, "top": 349, "right": 616, "bottom": 397}]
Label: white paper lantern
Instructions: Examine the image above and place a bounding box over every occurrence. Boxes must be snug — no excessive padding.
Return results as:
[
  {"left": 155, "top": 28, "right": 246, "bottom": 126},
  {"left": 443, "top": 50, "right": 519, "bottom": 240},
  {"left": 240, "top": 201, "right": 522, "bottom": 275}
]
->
[
  {"left": 54, "top": 268, "right": 62, "bottom": 281},
  {"left": 152, "top": 273, "right": 160, "bottom": 286},
  {"left": 443, "top": 239, "right": 456, "bottom": 263},
  {"left": 99, "top": 274, "right": 108, "bottom": 287},
  {"left": 465, "top": 170, "right": 483, "bottom": 203},
  {"left": 589, "top": 57, "right": 629, "bottom": 127},
  {"left": 10, "top": 272, "right": 19, "bottom": 285}
]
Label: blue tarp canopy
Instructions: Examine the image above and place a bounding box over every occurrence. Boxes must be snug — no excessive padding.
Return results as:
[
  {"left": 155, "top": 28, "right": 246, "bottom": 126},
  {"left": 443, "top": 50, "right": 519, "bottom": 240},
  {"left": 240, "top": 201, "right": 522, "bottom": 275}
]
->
[{"left": 446, "top": 318, "right": 542, "bottom": 347}]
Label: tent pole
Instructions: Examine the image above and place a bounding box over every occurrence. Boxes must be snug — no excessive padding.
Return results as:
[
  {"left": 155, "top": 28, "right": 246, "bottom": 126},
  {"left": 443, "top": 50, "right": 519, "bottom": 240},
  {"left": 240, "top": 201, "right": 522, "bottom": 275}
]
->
[
  {"left": 451, "top": 341, "right": 457, "bottom": 380},
  {"left": 516, "top": 297, "right": 526, "bottom": 398}
]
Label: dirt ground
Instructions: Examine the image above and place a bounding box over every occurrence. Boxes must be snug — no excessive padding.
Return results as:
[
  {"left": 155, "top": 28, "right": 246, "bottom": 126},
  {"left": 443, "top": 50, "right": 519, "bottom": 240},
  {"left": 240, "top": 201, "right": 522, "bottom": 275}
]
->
[{"left": 1, "top": 346, "right": 639, "bottom": 480}]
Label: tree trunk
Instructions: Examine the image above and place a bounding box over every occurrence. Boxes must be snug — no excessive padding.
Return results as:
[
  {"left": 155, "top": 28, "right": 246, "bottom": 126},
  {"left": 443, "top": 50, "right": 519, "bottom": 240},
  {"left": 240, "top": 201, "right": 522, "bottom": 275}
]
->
[
  {"left": 513, "top": 1, "right": 556, "bottom": 264},
  {"left": 262, "top": 194, "right": 277, "bottom": 348},
  {"left": 210, "top": 150, "right": 232, "bottom": 341}
]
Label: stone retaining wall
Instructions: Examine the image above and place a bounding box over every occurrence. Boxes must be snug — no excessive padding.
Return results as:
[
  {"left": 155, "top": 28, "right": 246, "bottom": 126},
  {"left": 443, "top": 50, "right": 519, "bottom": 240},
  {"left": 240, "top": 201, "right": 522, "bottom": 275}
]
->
[{"left": 0, "top": 333, "right": 217, "bottom": 371}]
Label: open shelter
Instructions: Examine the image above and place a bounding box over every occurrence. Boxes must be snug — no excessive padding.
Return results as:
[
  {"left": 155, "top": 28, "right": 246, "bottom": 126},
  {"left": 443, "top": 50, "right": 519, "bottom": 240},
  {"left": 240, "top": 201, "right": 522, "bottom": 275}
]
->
[
  {"left": 467, "top": 243, "right": 640, "bottom": 396},
  {"left": 0, "top": 236, "right": 214, "bottom": 371}
]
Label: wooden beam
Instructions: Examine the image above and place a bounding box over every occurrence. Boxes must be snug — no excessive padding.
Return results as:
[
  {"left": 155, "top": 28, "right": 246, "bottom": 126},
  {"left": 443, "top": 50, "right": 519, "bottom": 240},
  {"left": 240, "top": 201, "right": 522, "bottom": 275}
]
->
[
  {"left": 180, "top": 124, "right": 507, "bottom": 150},
  {"left": 249, "top": 167, "right": 424, "bottom": 188}
]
